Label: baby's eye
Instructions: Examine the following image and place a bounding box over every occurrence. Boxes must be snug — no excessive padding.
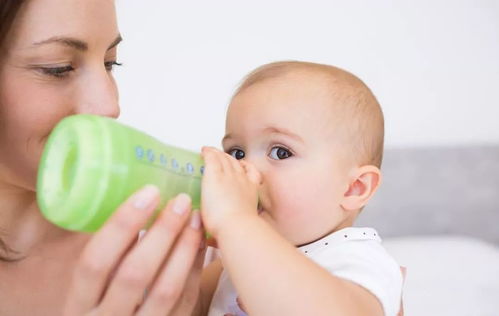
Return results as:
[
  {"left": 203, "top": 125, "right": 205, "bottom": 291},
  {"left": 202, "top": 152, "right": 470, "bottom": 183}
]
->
[
  {"left": 228, "top": 148, "right": 245, "bottom": 160},
  {"left": 269, "top": 146, "right": 293, "bottom": 160}
]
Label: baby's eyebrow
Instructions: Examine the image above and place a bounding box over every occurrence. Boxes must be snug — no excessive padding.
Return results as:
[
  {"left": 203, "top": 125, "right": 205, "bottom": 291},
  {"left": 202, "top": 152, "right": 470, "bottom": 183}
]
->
[
  {"left": 222, "top": 134, "right": 232, "bottom": 144},
  {"left": 222, "top": 127, "right": 303, "bottom": 145},
  {"left": 263, "top": 127, "right": 303, "bottom": 143}
]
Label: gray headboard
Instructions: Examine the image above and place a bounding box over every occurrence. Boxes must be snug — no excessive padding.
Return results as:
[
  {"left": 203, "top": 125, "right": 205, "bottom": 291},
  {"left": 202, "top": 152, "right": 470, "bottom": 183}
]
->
[{"left": 356, "top": 145, "right": 499, "bottom": 245}]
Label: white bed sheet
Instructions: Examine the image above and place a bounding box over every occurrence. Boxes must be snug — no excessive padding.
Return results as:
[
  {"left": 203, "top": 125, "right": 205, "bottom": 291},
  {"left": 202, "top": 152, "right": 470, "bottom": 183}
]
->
[{"left": 383, "top": 235, "right": 499, "bottom": 316}]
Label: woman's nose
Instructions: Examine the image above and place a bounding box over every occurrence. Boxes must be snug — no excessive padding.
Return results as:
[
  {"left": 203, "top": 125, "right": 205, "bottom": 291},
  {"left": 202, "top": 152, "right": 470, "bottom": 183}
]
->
[{"left": 75, "top": 68, "right": 120, "bottom": 118}]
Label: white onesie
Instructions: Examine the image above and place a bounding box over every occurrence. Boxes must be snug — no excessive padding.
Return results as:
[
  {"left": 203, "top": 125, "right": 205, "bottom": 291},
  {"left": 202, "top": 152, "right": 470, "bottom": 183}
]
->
[{"left": 207, "top": 227, "right": 403, "bottom": 316}]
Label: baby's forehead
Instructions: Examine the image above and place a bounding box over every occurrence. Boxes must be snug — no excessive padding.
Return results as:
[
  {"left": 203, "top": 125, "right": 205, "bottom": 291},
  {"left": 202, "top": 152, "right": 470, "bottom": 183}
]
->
[
  {"left": 265, "top": 65, "right": 361, "bottom": 88},
  {"left": 230, "top": 71, "right": 356, "bottom": 127},
  {"left": 232, "top": 70, "right": 370, "bottom": 133},
  {"left": 230, "top": 90, "right": 345, "bottom": 142},
  {"left": 254, "top": 69, "right": 361, "bottom": 107}
]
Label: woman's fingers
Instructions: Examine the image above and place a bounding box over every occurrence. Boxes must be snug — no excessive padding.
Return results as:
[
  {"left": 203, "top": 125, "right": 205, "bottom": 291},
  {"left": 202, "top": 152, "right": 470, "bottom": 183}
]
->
[
  {"left": 98, "top": 193, "right": 193, "bottom": 314},
  {"left": 170, "top": 239, "right": 207, "bottom": 316},
  {"left": 64, "top": 185, "right": 160, "bottom": 315},
  {"left": 136, "top": 210, "right": 204, "bottom": 315}
]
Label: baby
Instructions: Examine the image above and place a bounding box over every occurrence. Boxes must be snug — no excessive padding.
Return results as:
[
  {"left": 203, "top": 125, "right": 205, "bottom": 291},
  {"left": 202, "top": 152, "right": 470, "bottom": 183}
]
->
[{"left": 197, "top": 61, "right": 403, "bottom": 316}]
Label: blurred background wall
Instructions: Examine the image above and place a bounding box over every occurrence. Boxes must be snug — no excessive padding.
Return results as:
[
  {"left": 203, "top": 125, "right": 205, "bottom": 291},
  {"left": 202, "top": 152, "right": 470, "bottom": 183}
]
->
[{"left": 114, "top": 0, "right": 499, "bottom": 152}]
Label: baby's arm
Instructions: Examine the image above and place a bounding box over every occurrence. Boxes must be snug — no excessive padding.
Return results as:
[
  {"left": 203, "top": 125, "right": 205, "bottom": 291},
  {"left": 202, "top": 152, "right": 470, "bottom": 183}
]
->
[{"left": 200, "top": 147, "right": 384, "bottom": 316}]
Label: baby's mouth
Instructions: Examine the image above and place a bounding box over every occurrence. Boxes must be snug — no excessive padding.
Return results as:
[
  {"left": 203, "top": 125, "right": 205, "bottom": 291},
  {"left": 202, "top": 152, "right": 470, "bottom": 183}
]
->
[{"left": 257, "top": 202, "right": 265, "bottom": 215}]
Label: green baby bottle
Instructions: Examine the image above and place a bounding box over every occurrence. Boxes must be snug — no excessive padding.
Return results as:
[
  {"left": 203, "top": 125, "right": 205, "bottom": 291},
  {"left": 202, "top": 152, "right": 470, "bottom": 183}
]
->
[{"left": 36, "top": 114, "right": 204, "bottom": 232}]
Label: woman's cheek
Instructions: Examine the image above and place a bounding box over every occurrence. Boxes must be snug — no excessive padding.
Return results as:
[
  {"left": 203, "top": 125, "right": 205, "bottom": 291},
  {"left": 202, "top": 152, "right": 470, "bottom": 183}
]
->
[{"left": 0, "top": 82, "right": 70, "bottom": 189}]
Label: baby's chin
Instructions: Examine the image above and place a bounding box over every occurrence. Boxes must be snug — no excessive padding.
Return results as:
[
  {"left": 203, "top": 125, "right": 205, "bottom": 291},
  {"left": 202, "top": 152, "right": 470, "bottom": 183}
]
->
[{"left": 256, "top": 209, "right": 308, "bottom": 245}]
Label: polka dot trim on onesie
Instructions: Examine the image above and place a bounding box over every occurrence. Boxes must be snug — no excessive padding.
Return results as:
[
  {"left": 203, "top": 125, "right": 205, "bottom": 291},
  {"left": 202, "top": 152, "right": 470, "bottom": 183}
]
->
[{"left": 298, "top": 227, "right": 381, "bottom": 255}]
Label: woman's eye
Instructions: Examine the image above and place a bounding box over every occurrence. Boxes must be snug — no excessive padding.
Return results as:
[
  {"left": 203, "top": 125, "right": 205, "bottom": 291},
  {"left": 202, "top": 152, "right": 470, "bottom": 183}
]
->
[
  {"left": 269, "top": 146, "right": 292, "bottom": 160},
  {"left": 228, "top": 149, "right": 245, "bottom": 160},
  {"left": 39, "top": 65, "right": 74, "bottom": 78},
  {"left": 105, "top": 61, "right": 122, "bottom": 71}
]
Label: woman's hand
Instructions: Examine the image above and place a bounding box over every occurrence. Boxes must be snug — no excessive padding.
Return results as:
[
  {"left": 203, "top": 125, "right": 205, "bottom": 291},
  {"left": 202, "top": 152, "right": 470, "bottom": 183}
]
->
[
  {"left": 63, "top": 185, "right": 206, "bottom": 316},
  {"left": 200, "top": 147, "right": 261, "bottom": 239}
]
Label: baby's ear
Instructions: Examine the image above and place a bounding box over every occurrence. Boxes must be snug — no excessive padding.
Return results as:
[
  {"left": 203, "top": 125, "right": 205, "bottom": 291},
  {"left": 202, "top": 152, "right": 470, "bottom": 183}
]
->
[{"left": 340, "top": 165, "right": 382, "bottom": 211}]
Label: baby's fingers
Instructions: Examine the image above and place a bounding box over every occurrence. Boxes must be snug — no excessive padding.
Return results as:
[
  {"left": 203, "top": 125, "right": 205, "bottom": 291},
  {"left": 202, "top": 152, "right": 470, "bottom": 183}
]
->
[
  {"left": 240, "top": 160, "right": 262, "bottom": 185},
  {"left": 225, "top": 151, "right": 245, "bottom": 174},
  {"left": 201, "top": 146, "right": 227, "bottom": 174}
]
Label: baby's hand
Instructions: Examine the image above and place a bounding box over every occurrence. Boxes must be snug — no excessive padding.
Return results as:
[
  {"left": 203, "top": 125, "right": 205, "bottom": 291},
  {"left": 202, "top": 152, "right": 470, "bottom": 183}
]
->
[{"left": 200, "top": 147, "right": 261, "bottom": 239}]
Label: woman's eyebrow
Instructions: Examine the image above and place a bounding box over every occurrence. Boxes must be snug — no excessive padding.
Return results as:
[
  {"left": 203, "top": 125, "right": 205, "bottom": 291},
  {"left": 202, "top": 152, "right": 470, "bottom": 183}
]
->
[
  {"left": 33, "top": 36, "right": 88, "bottom": 51},
  {"left": 32, "top": 34, "right": 122, "bottom": 51},
  {"left": 107, "top": 34, "right": 122, "bottom": 50}
]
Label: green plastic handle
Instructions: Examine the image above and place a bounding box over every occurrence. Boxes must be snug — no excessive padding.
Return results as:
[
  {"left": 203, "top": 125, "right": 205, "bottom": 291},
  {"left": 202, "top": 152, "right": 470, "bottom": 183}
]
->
[{"left": 36, "top": 114, "right": 204, "bottom": 232}]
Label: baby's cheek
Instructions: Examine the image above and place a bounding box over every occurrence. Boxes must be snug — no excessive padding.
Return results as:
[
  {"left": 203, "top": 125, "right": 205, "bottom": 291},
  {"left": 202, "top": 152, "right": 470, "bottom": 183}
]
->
[{"left": 271, "top": 185, "right": 311, "bottom": 231}]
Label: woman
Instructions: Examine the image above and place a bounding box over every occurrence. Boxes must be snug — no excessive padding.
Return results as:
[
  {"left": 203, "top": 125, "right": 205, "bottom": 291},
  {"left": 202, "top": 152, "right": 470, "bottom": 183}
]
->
[{"left": 0, "top": 0, "right": 205, "bottom": 315}]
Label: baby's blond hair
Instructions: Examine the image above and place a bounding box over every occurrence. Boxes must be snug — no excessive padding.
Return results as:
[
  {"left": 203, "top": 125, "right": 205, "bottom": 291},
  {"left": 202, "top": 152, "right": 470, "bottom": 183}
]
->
[{"left": 232, "top": 61, "right": 384, "bottom": 168}]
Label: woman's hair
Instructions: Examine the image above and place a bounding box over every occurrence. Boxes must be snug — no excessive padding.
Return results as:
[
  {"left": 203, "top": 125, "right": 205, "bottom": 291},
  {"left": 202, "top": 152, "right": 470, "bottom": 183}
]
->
[
  {"left": 0, "top": 0, "right": 26, "bottom": 262},
  {"left": 0, "top": 0, "right": 24, "bottom": 48}
]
